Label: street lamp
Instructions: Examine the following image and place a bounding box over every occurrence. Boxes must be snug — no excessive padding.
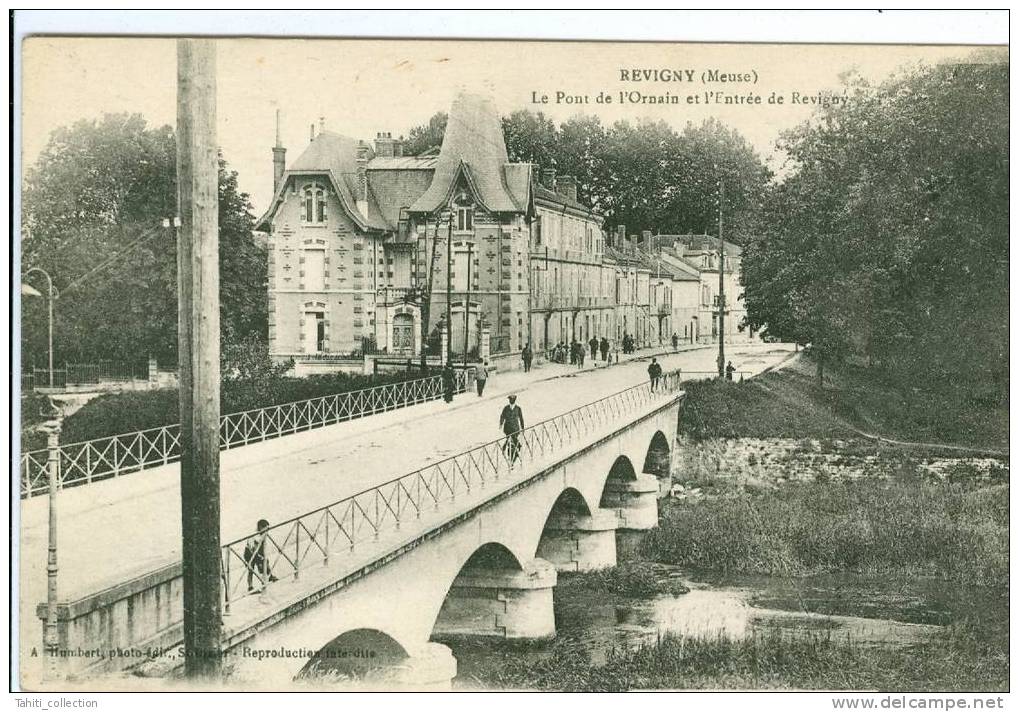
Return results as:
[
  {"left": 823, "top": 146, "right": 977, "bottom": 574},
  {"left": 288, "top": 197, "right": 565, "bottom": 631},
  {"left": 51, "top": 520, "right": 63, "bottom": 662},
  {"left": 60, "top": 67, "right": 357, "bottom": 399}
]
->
[{"left": 24, "top": 266, "right": 57, "bottom": 388}]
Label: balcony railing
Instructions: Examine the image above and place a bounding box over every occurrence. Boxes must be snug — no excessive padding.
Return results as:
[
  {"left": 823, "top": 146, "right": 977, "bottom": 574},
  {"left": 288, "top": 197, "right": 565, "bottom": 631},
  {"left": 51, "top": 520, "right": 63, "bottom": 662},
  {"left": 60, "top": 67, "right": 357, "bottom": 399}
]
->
[
  {"left": 20, "top": 369, "right": 475, "bottom": 498},
  {"left": 220, "top": 370, "right": 682, "bottom": 610}
]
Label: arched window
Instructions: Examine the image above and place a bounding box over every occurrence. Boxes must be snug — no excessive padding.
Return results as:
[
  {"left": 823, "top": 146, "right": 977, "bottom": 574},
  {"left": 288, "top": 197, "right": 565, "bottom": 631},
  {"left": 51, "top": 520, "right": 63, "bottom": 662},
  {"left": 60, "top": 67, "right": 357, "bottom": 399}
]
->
[{"left": 301, "top": 183, "right": 328, "bottom": 224}]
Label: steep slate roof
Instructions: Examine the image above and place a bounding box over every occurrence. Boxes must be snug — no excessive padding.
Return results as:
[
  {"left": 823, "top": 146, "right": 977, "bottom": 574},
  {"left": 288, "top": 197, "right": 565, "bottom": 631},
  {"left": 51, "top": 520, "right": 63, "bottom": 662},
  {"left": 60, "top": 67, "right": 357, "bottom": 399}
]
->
[
  {"left": 409, "top": 92, "right": 526, "bottom": 214},
  {"left": 254, "top": 130, "right": 389, "bottom": 232}
]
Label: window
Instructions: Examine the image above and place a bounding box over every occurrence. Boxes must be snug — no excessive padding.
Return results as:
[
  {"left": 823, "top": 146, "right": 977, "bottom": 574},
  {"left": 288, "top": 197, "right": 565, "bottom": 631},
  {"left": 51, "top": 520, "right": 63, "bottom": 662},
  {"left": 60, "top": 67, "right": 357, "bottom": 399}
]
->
[
  {"left": 304, "top": 249, "right": 325, "bottom": 291},
  {"left": 456, "top": 207, "right": 474, "bottom": 232},
  {"left": 301, "top": 183, "right": 328, "bottom": 224}
]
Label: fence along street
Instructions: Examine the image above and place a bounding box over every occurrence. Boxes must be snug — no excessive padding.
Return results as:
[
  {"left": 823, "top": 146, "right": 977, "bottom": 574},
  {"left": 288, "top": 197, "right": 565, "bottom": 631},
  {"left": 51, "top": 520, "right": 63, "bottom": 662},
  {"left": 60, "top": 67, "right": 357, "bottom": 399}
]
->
[{"left": 20, "top": 369, "right": 474, "bottom": 497}]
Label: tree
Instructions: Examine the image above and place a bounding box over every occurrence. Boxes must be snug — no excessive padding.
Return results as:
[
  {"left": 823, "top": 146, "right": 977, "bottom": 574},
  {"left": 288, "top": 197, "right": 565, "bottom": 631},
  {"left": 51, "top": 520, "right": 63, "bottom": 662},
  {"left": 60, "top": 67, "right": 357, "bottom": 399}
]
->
[
  {"left": 404, "top": 112, "right": 447, "bottom": 156},
  {"left": 21, "top": 113, "right": 267, "bottom": 368},
  {"left": 743, "top": 56, "right": 1008, "bottom": 389},
  {"left": 405, "top": 109, "right": 770, "bottom": 241}
]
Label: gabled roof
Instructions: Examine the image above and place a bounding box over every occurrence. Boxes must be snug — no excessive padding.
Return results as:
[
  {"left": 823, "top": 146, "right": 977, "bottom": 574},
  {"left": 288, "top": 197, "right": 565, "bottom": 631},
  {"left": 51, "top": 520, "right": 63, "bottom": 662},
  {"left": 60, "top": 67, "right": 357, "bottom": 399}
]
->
[
  {"left": 254, "top": 131, "right": 389, "bottom": 232},
  {"left": 658, "top": 251, "right": 702, "bottom": 282},
  {"left": 409, "top": 93, "right": 526, "bottom": 214}
]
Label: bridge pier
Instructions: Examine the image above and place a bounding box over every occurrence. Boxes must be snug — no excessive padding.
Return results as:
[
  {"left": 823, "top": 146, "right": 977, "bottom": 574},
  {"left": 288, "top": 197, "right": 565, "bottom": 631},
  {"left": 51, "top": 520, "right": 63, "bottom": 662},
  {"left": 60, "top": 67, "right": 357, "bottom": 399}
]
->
[
  {"left": 601, "top": 473, "right": 659, "bottom": 559},
  {"left": 536, "top": 509, "right": 617, "bottom": 572},
  {"left": 432, "top": 558, "right": 557, "bottom": 640}
]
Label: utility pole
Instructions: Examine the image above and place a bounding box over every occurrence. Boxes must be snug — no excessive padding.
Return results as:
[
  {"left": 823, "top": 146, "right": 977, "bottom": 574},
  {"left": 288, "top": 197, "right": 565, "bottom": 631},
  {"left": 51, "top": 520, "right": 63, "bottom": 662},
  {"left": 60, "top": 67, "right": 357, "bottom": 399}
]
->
[
  {"left": 176, "top": 38, "right": 222, "bottom": 679},
  {"left": 464, "top": 241, "right": 473, "bottom": 365},
  {"left": 445, "top": 208, "right": 454, "bottom": 368},
  {"left": 717, "top": 178, "right": 726, "bottom": 379}
]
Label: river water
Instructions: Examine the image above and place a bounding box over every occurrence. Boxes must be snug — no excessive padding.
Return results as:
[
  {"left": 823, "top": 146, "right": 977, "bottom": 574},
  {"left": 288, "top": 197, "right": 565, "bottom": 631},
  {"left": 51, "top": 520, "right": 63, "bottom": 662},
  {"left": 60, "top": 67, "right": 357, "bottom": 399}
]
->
[{"left": 443, "top": 563, "right": 1004, "bottom": 689}]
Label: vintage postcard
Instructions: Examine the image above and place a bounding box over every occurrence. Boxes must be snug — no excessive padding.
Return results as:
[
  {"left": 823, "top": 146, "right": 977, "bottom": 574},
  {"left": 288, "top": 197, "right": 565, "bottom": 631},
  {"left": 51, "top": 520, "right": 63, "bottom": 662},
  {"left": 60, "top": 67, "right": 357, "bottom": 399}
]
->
[{"left": 14, "top": 21, "right": 1008, "bottom": 697}]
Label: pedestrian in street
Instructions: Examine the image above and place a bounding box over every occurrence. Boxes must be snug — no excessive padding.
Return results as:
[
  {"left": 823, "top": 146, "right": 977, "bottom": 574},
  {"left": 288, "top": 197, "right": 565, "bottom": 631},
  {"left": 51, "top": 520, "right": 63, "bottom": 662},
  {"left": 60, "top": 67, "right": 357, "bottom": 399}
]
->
[
  {"left": 500, "top": 394, "right": 525, "bottom": 464},
  {"left": 671, "top": 333, "right": 679, "bottom": 352},
  {"left": 244, "top": 518, "right": 278, "bottom": 593},
  {"left": 726, "top": 360, "right": 736, "bottom": 381},
  {"left": 589, "top": 336, "right": 599, "bottom": 363},
  {"left": 648, "top": 357, "right": 663, "bottom": 392},
  {"left": 578, "top": 342, "right": 586, "bottom": 367},
  {"left": 442, "top": 364, "right": 455, "bottom": 403},
  {"left": 475, "top": 361, "right": 489, "bottom": 396},
  {"left": 600, "top": 337, "right": 609, "bottom": 362},
  {"left": 522, "top": 343, "right": 533, "bottom": 372}
]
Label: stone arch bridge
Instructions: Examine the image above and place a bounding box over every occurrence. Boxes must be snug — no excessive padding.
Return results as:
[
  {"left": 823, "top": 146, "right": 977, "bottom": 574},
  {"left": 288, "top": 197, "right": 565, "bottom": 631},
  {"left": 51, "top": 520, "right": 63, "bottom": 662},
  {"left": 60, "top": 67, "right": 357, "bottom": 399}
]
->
[{"left": 45, "top": 378, "right": 682, "bottom": 689}]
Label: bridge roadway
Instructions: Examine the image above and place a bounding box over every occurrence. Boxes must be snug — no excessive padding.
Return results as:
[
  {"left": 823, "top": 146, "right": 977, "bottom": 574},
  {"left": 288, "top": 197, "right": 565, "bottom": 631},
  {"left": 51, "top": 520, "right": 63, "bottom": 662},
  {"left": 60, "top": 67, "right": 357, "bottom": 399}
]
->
[{"left": 17, "top": 342, "right": 793, "bottom": 676}]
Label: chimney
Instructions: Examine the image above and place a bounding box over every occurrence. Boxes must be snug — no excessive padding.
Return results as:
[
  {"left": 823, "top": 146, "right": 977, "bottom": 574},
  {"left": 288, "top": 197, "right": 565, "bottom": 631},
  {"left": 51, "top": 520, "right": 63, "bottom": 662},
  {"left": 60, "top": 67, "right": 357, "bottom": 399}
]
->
[
  {"left": 558, "top": 175, "right": 578, "bottom": 202},
  {"left": 374, "top": 131, "right": 404, "bottom": 159},
  {"left": 541, "top": 167, "right": 556, "bottom": 190},
  {"left": 355, "top": 140, "right": 371, "bottom": 217},
  {"left": 615, "top": 224, "right": 626, "bottom": 248},
  {"left": 272, "top": 109, "right": 286, "bottom": 194},
  {"left": 641, "top": 230, "right": 652, "bottom": 252}
]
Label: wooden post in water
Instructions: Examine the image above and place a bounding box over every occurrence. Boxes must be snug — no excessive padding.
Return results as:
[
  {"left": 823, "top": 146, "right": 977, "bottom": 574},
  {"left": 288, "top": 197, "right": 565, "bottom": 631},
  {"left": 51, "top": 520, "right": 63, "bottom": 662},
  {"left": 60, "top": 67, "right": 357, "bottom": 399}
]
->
[{"left": 176, "top": 38, "right": 222, "bottom": 679}]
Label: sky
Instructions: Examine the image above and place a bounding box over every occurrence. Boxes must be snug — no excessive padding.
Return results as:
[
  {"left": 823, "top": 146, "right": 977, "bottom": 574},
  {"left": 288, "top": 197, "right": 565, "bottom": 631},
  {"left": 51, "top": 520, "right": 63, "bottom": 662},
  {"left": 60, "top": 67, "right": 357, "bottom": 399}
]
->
[{"left": 21, "top": 37, "right": 996, "bottom": 216}]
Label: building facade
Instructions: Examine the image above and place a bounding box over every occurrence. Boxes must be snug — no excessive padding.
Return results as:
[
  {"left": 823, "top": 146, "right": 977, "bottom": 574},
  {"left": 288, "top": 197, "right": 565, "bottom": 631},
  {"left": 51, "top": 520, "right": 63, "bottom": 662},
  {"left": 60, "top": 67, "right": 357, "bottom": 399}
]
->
[
  {"left": 528, "top": 170, "right": 612, "bottom": 354},
  {"left": 256, "top": 93, "right": 756, "bottom": 372}
]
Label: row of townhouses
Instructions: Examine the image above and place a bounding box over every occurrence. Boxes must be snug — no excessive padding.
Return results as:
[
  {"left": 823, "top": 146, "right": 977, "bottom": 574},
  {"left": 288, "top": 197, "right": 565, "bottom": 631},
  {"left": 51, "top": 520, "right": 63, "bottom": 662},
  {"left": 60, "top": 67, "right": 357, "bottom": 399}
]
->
[{"left": 255, "top": 92, "right": 756, "bottom": 372}]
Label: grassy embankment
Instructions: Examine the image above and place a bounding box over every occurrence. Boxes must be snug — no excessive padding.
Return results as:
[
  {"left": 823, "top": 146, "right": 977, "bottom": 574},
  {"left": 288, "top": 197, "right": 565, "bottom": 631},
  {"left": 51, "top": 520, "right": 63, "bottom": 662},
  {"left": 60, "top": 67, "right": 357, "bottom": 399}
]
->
[{"left": 476, "top": 355, "right": 1009, "bottom": 691}]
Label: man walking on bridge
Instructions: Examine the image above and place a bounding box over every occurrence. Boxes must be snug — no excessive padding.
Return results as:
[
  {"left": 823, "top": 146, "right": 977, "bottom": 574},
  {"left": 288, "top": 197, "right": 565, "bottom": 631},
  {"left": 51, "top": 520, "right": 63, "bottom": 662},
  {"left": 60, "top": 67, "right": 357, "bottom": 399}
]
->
[
  {"left": 244, "top": 519, "right": 278, "bottom": 593},
  {"left": 648, "top": 358, "right": 663, "bottom": 392},
  {"left": 500, "top": 394, "right": 524, "bottom": 465}
]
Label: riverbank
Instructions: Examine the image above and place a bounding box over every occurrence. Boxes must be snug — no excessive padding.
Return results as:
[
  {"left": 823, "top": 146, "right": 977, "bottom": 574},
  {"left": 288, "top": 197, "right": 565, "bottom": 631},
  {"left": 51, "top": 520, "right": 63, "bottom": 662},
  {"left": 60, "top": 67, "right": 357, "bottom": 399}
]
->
[{"left": 448, "top": 355, "right": 1008, "bottom": 691}]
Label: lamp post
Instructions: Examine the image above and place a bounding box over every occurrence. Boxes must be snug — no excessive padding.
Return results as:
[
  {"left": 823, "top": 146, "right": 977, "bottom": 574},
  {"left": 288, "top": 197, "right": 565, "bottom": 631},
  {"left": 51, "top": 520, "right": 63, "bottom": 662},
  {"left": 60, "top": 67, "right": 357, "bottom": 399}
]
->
[
  {"left": 25, "top": 267, "right": 56, "bottom": 388},
  {"left": 40, "top": 399, "right": 63, "bottom": 679}
]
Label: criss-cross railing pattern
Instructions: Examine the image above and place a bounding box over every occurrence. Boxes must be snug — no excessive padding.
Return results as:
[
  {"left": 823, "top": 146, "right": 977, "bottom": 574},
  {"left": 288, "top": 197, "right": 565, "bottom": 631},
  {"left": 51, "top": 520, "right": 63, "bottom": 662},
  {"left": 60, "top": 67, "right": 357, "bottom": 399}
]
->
[
  {"left": 20, "top": 370, "right": 474, "bottom": 498},
  {"left": 220, "top": 370, "right": 681, "bottom": 610}
]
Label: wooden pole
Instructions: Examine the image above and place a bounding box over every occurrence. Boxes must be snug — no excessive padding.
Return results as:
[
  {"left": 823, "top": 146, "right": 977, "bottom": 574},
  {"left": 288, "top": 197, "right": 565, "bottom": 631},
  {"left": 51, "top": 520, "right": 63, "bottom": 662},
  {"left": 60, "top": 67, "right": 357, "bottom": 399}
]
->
[
  {"left": 717, "top": 178, "right": 726, "bottom": 379},
  {"left": 445, "top": 211, "right": 453, "bottom": 367},
  {"left": 463, "top": 241, "right": 473, "bottom": 365},
  {"left": 176, "top": 38, "right": 222, "bottom": 679}
]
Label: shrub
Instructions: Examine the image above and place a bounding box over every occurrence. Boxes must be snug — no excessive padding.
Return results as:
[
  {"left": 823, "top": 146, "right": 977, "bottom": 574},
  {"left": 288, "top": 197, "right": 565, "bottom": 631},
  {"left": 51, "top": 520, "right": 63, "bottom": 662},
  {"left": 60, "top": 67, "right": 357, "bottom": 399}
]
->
[
  {"left": 47, "top": 368, "right": 436, "bottom": 448},
  {"left": 645, "top": 479, "right": 1008, "bottom": 587}
]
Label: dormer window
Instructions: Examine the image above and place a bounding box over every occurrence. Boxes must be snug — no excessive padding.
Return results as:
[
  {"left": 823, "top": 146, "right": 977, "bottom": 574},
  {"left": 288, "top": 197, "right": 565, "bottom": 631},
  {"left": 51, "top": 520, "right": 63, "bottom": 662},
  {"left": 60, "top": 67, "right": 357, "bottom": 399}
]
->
[{"left": 301, "top": 182, "right": 328, "bottom": 224}]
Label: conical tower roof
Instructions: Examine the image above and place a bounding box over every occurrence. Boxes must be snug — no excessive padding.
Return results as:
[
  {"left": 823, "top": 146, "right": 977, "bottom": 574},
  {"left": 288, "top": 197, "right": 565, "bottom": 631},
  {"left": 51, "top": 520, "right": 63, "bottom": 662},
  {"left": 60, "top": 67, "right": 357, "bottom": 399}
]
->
[{"left": 410, "top": 92, "right": 525, "bottom": 213}]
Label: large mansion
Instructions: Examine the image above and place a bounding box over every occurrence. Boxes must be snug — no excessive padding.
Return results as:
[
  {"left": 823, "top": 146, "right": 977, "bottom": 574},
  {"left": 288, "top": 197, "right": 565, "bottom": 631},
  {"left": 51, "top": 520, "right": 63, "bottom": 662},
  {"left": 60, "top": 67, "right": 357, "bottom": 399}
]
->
[{"left": 255, "top": 92, "right": 756, "bottom": 369}]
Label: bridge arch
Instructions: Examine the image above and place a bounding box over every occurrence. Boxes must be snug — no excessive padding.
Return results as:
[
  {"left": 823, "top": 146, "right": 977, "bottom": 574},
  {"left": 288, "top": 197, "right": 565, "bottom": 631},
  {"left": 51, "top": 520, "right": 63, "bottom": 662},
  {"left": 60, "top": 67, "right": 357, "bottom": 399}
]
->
[
  {"left": 599, "top": 455, "right": 637, "bottom": 506},
  {"left": 642, "top": 430, "right": 673, "bottom": 492},
  {"left": 296, "top": 627, "right": 409, "bottom": 682}
]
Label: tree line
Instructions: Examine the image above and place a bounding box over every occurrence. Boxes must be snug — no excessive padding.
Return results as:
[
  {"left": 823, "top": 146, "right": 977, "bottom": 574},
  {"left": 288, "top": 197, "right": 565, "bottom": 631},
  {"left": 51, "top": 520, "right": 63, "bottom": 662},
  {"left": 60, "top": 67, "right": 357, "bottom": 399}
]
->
[
  {"left": 21, "top": 113, "right": 267, "bottom": 369},
  {"left": 742, "top": 55, "right": 1007, "bottom": 391},
  {"left": 407, "top": 110, "right": 773, "bottom": 244}
]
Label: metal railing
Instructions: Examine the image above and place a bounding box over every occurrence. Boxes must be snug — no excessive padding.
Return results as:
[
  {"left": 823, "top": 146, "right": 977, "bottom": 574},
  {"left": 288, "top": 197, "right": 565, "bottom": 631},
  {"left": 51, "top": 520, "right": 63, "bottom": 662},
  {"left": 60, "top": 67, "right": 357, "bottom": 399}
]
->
[
  {"left": 20, "top": 369, "right": 475, "bottom": 498},
  {"left": 220, "top": 371, "right": 681, "bottom": 610}
]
